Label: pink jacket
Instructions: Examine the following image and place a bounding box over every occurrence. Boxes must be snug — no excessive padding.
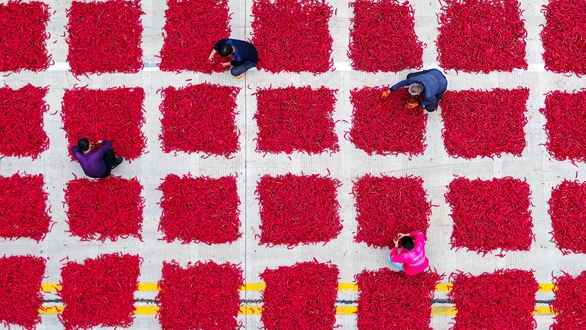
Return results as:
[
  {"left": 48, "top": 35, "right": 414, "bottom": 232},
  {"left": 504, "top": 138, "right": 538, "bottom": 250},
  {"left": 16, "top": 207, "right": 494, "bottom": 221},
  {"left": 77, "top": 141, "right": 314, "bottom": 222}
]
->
[{"left": 390, "top": 231, "right": 429, "bottom": 276}]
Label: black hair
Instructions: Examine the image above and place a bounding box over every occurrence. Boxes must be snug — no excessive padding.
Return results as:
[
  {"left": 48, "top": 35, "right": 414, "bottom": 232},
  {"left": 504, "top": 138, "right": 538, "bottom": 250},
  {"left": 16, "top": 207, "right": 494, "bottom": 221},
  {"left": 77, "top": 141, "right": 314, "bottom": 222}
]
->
[
  {"left": 400, "top": 236, "right": 415, "bottom": 250},
  {"left": 218, "top": 44, "right": 233, "bottom": 57},
  {"left": 78, "top": 138, "right": 90, "bottom": 152}
]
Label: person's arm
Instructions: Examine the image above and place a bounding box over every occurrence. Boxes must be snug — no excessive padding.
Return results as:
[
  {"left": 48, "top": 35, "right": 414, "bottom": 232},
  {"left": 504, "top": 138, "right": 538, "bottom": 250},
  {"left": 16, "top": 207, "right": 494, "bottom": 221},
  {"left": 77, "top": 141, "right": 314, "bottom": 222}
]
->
[
  {"left": 71, "top": 146, "right": 81, "bottom": 159},
  {"left": 209, "top": 39, "right": 229, "bottom": 62},
  {"left": 94, "top": 140, "right": 112, "bottom": 157},
  {"left": 390, "top": 78, "right": 413, "bottom": 91},
  {"left": 409, "top": 230, "right": 421, "bottom": 237}
]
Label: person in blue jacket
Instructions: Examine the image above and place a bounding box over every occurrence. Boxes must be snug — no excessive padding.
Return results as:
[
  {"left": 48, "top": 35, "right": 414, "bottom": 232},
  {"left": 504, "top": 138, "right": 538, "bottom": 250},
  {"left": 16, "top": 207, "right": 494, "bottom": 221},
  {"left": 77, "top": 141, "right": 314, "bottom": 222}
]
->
[
  {"left": 72, "top": 138, "right": 123, "bottom": 178},
  {"left": 208, "top": 38, "right": 258, "bottom": 78},
  {"left": 381, "top": 69, "right": 448, "bottom": 112}
]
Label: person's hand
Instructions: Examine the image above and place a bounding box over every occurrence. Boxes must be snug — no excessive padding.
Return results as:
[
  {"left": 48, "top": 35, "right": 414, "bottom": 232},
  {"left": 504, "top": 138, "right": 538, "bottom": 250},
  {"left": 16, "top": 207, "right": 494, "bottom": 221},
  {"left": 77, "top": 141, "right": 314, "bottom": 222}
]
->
[
  {"left": 208, "top": 56, "right": 214, "bottom": 63},
  {"left": 397, "top": 233, "right": 409, "bottom": 239},
  {"left": 393, "top": 238, "right": 399, "bottom": 247},
  {"left": 97, "top": 140, "right": 103, "bottom": 144},
  {"left": 381, "top": 89, "right": 391, "bottom": 99},
  {"left": 221, "top": 62, "right": 231, "bottom": 67},
  {"left": 406, "top": 101, "right": 418, "bottom": 108}
]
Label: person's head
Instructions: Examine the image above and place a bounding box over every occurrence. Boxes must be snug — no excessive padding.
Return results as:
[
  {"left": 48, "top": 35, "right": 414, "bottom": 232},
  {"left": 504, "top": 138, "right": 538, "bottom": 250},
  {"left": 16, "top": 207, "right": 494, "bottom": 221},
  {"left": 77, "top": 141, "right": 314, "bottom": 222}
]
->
[
  {"left": 408, "top": 83, "right": 423, "bottom": 96},
  {"left": 77, "top": 138, "right": 90, "bottom": 152},
  {"left": 219, "top": 44, "right": 234, "bottom": 57},
  {"left": 400, "top": 236, "right": 415, "bottom": 250}
]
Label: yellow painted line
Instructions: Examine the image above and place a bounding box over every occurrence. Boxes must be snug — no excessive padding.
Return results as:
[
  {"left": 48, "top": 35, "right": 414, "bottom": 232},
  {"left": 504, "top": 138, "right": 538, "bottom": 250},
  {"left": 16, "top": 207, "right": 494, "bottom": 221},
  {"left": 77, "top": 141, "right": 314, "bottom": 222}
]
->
[
  {"left": 137, "top": 282, "right": 159, "bottom": 291},
  {"left": 41, "top": 283, "right": 61, "bottom": 291},
  {"left": 435, "top": 283, "right": 452, "bottom": 292},
  {"left": 338, "top": 283, "right": 358, "bottom": 291},
  {"left": 241, "top": 282, "right": 265, "bottom": 291}
]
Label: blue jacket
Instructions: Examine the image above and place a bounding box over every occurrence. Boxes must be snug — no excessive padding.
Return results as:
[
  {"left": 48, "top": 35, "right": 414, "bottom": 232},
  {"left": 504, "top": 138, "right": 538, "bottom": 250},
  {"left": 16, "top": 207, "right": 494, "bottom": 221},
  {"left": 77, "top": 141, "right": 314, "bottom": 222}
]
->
[
  {"left": 390, "top": 69, "right": 448, "bottom": 106},
  {"left": 214, "top": 39, "right": 258, "bottom": 66},
  {"left": 72, "top": 140, "right": 112, "bottom": 178}
]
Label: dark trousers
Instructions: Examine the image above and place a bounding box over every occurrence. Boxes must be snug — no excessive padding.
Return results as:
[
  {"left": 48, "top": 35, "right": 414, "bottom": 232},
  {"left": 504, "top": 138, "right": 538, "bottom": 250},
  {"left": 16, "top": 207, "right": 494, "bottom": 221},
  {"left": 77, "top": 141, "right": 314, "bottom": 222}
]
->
[
  {"left": 231, "top": 61, "right": 256, "bottom": 76},
  {"left": 102, "top": 149, "right": 116, "bottom": 177},
  {"left": 406, "top": 70, "right": 443, "bottom": 112}
]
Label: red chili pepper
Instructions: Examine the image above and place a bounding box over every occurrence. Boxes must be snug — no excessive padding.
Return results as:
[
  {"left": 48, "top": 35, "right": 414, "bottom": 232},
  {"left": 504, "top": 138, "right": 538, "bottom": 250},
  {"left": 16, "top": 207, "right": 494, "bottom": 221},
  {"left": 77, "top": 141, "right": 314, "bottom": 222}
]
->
[
  {"left": 550, "top": 270, "right": 586, "bottom": 327},
  {"left": 548, "top": 180, "right": 586, "bottom": 254}
]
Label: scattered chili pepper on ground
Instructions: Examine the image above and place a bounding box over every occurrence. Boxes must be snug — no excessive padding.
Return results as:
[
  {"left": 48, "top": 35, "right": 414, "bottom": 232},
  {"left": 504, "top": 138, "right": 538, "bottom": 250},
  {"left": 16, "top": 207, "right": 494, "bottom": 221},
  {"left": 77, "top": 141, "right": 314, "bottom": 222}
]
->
[
  {"left": 355, "top": 268, "right": 442, "bottom": 330},
  {"left": 64, "top": 176, "right": 144, "bottom": 242},
  {"left": 0, "top": 1, "right": 51, "bottom": 72},
  {"left": 260, "top": 261, "right": 339, "bottom": 330},
  {"left": 448, "top": 269, "right": 538, "bottom": 330},
  {"left": 253, "top": 86, "right": 339, "bottom": 154},
  {"left": 256, "top": 173, "right": 342, "bottom": 247},
  {"left": 61, "top": 86, "right": 146, "bottom": 160},
  {"left": 436, "top": 0, "right": 528, "bottom": 73},
  {"left": 158, "top": 174, "right": 241, "bottom": 244},
  {"left": 251, "top": 0, "right": 334, "bottom": 73},
  {"left": 0, "top": 255, "right": 46, "bottom": 330},
  {"left": 348, "top": 0, "right": 424, "bottom": 72},
  {"left": 348, "top": 86, "right": 426, "bottom": 156},
  {"left": 159, "top": 83, "right": 240, "bottom": 157},
  {"left": 548, "top": 180, "right": 586, "bottom": 254},
  {"left": 440, "top": 88, "right": 529, "bottom": 159},
  {"left": 550, "top": 270, "right": 586, "bottom": 329},
  {"left": 156, "top": 260, "right": 244, "bottom": 330},
  {"left": 65, "top": 0, "right": 144, "bottom": 76},
  {"left": 445, "top": 177, "right": 534, "bottom": 256},
  {"left": 0, "top": 84, "right": 49, "bottom": 159},
  {"left": 352, "top": 174, "right": 431, "bottom": 248}
]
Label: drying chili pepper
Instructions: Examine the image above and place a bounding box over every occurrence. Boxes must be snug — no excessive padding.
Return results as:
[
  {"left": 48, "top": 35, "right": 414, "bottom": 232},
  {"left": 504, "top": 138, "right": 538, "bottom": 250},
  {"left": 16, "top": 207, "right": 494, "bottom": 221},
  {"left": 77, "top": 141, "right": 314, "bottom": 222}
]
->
[
  {"left": 548, "top": 180, "right": 586, "bottom": 254},
  {"left": 550, "top": 270, "right": 586, "bottom": 328}
]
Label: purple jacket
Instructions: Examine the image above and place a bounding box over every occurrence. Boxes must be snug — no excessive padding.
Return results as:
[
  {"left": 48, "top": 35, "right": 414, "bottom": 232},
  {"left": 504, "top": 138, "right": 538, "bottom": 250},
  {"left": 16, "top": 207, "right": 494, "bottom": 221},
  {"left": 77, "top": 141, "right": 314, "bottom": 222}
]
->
[{"left": 72, "top": 140, "right": 112, "bottom": 178}]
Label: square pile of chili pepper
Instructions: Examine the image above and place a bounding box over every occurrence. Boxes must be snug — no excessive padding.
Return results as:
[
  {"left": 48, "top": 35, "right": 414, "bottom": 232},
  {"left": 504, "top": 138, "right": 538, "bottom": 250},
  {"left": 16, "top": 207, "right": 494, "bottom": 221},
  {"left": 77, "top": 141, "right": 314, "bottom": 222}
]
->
[
  {"left": 540, "top": 0, "right": 586, "bottom": 76},
  {"left": 348, "top": 87, "right": 427, "bottom": 156},
  {"left": 0, "top": 84, "right": 49, "bottom": 159},
  {"left": 448, "top": 269, "right": 539, "bottom": 330},
  {"left": 348, "top": 0, "right": 424, "bottom": 73},
  {"left": 540, "top": 89, "right": 586, "bottom": 163},
  {"left": 251, "top": 0, "right": 333, "bottom": 73},
  {"left": 61, "top": 86, "right": 146, "bottom": 160},
  {"left": 352, "top": 174, "right": 431, "bottom": 248},
  {"left": 440, "top": 88, "right": 529, "bottom": 159},
  {"left": 253, "top": 86, "right": 339, "bottom": 154},
  {"left": 159, "top": 83, "right": 240, "bottom": 157},
  {"left": 159, "top": 0, "right": 231, "bottom": 73},
  {"left": 548, "top": 180, "right": 586, "bottom": 254},
  {"left": 58, "top": 253, "right": 140, "bottom": 330},
  {"left": 550, "top": 270, "right": 586, "bottom": 328},
  {"left": 436, "top": 0, "right": 528, "bottom": 73},
  {"left": 65, "top": 0, "right": 144, "bottom": 76},
  {"left": 156, "top": 260, "right": 244, "bottom": 330},
  {"left": 64, "top": 176, "right": 144, "bottom": 242},
  {"left": 0, "top": 173, "right": 51, "bottom": 241},
  {"left": 256, "top": 173, "right": 342, "bottom": 247},
  {"left": 0, "top": 255, "right": 46, "bottom": 330},
  {"left": 158, "top": 174, "right": 241, "bottom": 244},
  {"left": 445, "top": 177, "right": 534, "bottom": 256},
  {"left": 0, "top": 1, "right": 51, "bottom": 72},
  {"left": 355, "top": 268, "right": 442, "bottom": 330},
  {"left": 260, "top": 261, "right": 339, "bottom": 330}
]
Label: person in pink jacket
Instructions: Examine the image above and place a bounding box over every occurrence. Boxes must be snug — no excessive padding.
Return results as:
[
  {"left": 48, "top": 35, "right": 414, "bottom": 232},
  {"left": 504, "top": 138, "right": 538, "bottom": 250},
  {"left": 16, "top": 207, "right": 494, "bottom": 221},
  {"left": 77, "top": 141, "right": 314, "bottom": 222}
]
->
[{"left": 387, "top": 230, "right": 429, "bottom": 276}]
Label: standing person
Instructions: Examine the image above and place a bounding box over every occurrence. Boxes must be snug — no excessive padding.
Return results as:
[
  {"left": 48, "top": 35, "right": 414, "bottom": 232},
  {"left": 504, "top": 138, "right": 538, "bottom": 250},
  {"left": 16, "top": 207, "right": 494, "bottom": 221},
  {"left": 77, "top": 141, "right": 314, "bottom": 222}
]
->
[
  {"left": 381, "top": 69, "right": 448, "bottom": 112},
  {"left": 72, "top": 138, "right": 123, "bottom": 178},
  {"left": 387, "top": 231, "right": 429, "bottom": 276},
  {"left": 208, "top": 38, "right": 258, "bottom": 78}
]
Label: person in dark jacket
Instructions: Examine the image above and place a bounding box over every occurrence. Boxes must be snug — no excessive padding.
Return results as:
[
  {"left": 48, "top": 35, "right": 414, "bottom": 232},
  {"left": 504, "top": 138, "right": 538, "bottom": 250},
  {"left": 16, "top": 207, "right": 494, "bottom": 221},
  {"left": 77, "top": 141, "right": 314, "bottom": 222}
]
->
[
  {"left": 208, "top": 38, "right": 258, "bottom": 78},
  {"left": 71, "top": 138, "right": 123, "bottom": 178},
  {"left": 381, "top": 69, "right": 448, "bottom": 112}
]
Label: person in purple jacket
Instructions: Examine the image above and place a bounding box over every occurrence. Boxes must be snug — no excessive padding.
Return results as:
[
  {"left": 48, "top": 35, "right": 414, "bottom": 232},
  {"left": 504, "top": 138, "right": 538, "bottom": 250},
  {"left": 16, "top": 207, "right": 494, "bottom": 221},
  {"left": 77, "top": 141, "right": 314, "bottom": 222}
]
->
[
  {"left": 208, "top": 38, "right": 258, "bottom": 78},
  {"left": 381, "top": 69, "right": 448, "bottom": 112},
  {"left": 71, "top": 138, "right": 123, "bottom": 178}
]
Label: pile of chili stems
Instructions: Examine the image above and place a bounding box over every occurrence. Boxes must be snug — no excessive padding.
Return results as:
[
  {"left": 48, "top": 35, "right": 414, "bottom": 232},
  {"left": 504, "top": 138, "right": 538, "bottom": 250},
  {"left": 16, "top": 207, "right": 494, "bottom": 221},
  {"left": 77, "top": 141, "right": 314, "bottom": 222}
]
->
[
  {"left": 256, "top": 173, "right": 342, "bottom": 247},
  {"left": 0, "top": 1, "right": 51, "bottom": 72},
  {"left": 251, "top": 0, "right": 333, "bottom": 73},
  {"left": 65, "top": 0, "right": 144, "bottom": 76},
  {"left": 436, "top": 0, "right": 527, "bottom": 73},
  {"left": 156, "top": 260, "right": 244, "bottom": 330},
  {"left": 260, "top": 261, "right": 339, "bottom": 329},
  {"left": 348, "top": 87, "right": 427, "bottom": 156},
  {"left": 158, "top": 174, "right": 242, "bottom": 244},
  {"left": 159, "top": 83, "right": 240, "bottom": 157},
  {"left": 550, "top": 270, "right": 586, "bottom": 328},
  {"left": 0, "top": 173, "right": 51, "bottom": 241},
  {"left": 540, "top": 0, "right": 586, "bottom": 76},
  {"left": 540, "top": 89, "right": 586, "bottom": 163},
  {"left": 0, "top": 85, "right": 49, "bottom": 159},
  {"left": 253, "top": 86, "right": 339, "bottom": 154},
  {"left": 548, "top": 180, "right": 586, "bottom": 254},
  {"left": 61, "top": 86, "right": 146, "bottom": 160},
  {"left": 0, "top": 255, "right": 46, "bottom": 330},
  {"left": 159, "top": 0, "right": 231, "bottom": 73},
  {"left": 353, "top": 174, "right": 431, "bottom": 248},
  {"left": 440, "top": 88, "right": 529, "bottom": 159},
  {"left": 58, "top": 253, "right": 141, "bottom": 330},
  {"left": 348, "top": 0, "right": 423, "bottom": 73},
  {"left": 445, "top": 177, "right": 534, "bottom": 256},
  {"left": 356, "top": 268, "right": 442, "bottom": 330},
  {"left": 449, "top": 269, "right": 539, "bottom": 330},
  {"left": 64, "top": 176, "right": 144, "bottom": 242}
]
